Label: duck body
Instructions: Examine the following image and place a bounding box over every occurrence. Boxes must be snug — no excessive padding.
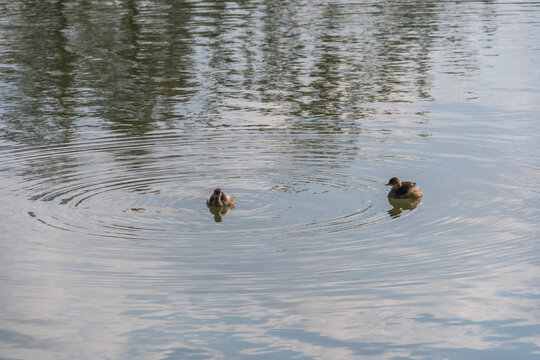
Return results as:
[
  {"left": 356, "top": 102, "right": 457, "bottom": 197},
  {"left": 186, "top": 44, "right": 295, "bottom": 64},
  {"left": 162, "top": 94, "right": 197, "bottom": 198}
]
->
[
  {"left": 206, "top": 188, "right": 235, "bottom": 207},
  {"left": 386, "top": 177, "right": 422, "bottom": 199}
]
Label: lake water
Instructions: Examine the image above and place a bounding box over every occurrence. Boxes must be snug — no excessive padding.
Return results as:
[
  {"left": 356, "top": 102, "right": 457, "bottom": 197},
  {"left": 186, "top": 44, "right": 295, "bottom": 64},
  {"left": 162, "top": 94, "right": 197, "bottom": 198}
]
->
[{"left": 1, "top": 1, "right": 539, "bottom": 359}]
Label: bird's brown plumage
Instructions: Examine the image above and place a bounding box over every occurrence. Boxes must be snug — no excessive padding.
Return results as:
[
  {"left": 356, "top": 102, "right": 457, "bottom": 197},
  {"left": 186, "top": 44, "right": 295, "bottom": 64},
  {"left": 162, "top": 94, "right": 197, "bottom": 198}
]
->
[{"left": 385, "top": 177, "right": 422, "bottom": 199}]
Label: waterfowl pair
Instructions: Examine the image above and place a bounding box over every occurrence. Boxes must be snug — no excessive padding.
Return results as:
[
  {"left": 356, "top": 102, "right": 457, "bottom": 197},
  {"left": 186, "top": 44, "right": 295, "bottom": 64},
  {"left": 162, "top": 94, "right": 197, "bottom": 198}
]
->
[
  {"left": 206, "top": 179, "right": 421, "bottom": 220},
  {"left": 207, "top": 179, "right": 422, "bottom": 204}
]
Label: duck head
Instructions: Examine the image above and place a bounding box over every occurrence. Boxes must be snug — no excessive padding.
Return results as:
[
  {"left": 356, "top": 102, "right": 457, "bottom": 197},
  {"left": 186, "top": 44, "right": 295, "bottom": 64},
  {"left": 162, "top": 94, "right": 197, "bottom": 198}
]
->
[
  {"left": 385, "top": 177, "right": 402, "bottom": 189},
  {"left": 211, "top": 188, "right": 230, "bottom": 205}
]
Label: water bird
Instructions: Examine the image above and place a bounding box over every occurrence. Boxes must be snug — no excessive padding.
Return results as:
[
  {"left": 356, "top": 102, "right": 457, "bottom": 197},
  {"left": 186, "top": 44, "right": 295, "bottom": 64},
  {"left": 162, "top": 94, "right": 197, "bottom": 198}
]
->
[
  {"left": 385, "top": 177, "right": 422, "bottom": 199},
  {"left": 206, "top": 188, "right": 235, "bottom": 207}
]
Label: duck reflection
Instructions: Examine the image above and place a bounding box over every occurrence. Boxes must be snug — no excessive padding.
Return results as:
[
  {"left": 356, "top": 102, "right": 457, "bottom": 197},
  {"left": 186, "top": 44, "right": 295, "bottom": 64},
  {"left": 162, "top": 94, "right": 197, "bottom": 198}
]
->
[
  {"left": 207, "top": 205, "right": 234, "bottom": 223},
  {"left": 387, "top": 197, "right": 422, "bottom": 218}
]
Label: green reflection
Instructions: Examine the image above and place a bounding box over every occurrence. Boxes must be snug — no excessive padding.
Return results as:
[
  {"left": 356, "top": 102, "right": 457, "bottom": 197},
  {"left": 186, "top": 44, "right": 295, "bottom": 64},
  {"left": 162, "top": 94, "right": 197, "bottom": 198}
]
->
[
  {"left": 387, "top": 197, "right": 421, "bottom": 218},
  {"left": 207, "top": 204, "right": 234, "bottom": 223}
]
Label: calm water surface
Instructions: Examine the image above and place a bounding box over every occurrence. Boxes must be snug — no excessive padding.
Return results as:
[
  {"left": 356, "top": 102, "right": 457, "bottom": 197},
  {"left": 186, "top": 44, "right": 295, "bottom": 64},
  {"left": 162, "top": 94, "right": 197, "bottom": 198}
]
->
[{"left": 1, "top": 1, "right": 539, "bottom": 359}]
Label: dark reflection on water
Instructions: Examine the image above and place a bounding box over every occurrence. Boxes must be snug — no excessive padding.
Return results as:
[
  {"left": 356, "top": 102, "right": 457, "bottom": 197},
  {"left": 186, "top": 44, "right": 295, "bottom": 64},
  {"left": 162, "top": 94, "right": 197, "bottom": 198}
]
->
[
  {"left": 387, "top": 197, "right": 422, "bottom": 218},
  {"left": 1, "top": 0, "right": 539, "bottom": 359},
  {"left": 208, "top": 204, "right": 235, "bottom": 223}
]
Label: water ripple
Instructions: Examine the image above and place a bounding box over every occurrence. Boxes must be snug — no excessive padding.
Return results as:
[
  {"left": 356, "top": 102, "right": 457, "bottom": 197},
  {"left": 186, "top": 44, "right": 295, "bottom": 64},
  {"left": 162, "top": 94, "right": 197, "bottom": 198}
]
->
[{"left": 1, "top": 130, "right": 396, "bottom": 241}]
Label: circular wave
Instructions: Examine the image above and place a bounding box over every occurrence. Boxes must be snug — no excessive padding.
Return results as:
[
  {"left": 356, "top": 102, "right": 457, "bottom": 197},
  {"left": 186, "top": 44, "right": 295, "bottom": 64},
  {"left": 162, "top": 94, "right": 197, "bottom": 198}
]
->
[{"left": 0, "top": 129, "right": 399, "bottom": 241}]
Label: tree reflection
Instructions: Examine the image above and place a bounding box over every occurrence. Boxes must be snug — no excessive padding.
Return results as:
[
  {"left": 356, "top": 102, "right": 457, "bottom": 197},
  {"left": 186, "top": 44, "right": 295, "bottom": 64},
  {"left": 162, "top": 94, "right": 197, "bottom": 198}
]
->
[
  {"left": 1, "top": 0, "right": 498, "bottom": 140},
  {"left": 0, "top": 0, "right": 500, "bottom": 195},
  {"left": 1, "top": 0, "right": 77, "bottom": 146}
]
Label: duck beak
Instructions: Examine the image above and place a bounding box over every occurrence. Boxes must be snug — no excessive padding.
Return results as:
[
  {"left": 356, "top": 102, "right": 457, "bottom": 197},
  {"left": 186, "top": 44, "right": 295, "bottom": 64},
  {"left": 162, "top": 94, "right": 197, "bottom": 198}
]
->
[{"left": 385, "top": 182, "right": 391, "bottom": 186}]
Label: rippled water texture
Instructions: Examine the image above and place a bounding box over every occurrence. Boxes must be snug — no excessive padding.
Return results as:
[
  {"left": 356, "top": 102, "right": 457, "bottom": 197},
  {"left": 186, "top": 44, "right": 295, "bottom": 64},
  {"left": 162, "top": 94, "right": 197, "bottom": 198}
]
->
[{"left": 1, "top": 1, "right": 539, "bottom": 359}]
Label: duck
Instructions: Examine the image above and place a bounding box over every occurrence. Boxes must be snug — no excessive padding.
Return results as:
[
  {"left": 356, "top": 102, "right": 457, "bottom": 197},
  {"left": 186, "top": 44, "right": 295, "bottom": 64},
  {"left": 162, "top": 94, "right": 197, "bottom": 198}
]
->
[
  {"left": 206, "top": 188, "right": 235, "bottom": 208},
  {"left": 385, "top": 177, "right": 422, "bottom": 199}
]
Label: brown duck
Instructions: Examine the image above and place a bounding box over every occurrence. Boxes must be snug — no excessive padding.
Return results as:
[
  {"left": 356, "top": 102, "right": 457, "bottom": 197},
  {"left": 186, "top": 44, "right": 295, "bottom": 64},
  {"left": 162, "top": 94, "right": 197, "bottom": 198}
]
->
[
  {"left": 386, "top": 177, "right": 422, "bottom": 199},
  {"left": 206, "top": 188, "right": 235, "bottom": 207}
]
